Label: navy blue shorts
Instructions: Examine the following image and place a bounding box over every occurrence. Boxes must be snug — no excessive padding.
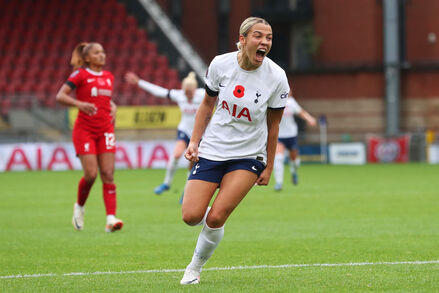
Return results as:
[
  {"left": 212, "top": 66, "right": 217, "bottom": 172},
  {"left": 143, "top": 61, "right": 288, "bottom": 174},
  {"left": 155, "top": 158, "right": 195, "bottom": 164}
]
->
[
  {"left": 188, "top": 157, "right": 266, "bottom": 184},
  {"left": 176, "top": 130, "right": 190, "bottom": 145},
  {"left": 278, "top": 136, "right": 298, "bottom": 151}
]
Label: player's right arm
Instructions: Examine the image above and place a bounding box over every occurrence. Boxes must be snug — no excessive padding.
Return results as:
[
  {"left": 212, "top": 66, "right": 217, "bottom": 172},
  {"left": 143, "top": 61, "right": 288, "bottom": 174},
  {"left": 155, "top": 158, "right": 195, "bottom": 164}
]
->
[
  {"left": 184, "top": 93, "right": 216, "bottom": 163},
  {"left": 56, "top": 84, "right": 97, "bottom": 116},
  {"left": 125, "top": 71, "right": 171, "bottom": 99}
]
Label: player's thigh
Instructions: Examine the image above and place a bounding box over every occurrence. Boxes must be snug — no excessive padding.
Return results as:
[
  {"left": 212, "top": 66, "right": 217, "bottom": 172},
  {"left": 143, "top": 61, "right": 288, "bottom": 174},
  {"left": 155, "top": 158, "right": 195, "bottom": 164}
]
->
[
  {"left": 182, "top": 179, "right": 218, "bottom": 225},
  {"left": 97, "top": 152, "right": 115, "bottom": 183},
  {"left": 173, "top": 139, "right": 188, "bottom": 158},
  {"left": 79, "top": 154, "right": 99, "bottom": 180},
  {"left": 208, "top": 170, "right": 258, "bottom": 227}
]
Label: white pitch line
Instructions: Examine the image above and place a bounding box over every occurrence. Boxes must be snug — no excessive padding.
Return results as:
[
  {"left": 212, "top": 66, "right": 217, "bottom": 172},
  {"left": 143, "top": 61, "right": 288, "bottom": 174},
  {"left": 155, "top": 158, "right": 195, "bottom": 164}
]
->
[{"left": 1, "top": 260, "right": 438, "bottom": 280}]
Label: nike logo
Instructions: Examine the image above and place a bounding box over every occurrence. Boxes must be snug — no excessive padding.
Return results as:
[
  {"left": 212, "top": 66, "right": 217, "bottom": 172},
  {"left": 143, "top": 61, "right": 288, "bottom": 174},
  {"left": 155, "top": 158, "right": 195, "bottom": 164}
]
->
[
  {"left": 251, "top": 166, "right": 257, "bottom": 171},
  {"left": 87, "top": 78, "right": 96, "bottom": 83},
  {"left": 219, "top": 82, "right": 226, "bottom": 87}
]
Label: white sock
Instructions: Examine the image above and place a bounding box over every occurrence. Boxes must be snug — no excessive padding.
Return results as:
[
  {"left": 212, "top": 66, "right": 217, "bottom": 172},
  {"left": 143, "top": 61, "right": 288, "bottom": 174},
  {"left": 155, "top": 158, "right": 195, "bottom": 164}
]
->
[
  {"left": 188, "top": 223, "right": 224, "bottom": 271},
  {"left": 274, "top": 153, "right": 285, "bottom": 185},
  {"left": 163, "top": 157, "right": 178, "bottom": 186},
  {"left": 106, "top": 214, "right": 116, "bottom": 222},
  {"left": 290, "top": 157, "right": 300, "bottom": 174}
]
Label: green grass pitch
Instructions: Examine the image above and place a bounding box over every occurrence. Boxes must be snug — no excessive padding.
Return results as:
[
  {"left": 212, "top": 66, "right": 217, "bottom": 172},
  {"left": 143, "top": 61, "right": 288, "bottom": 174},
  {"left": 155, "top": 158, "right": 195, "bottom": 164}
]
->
[{"left": 1, "top": 164, "right": 438, "bottom": 292}]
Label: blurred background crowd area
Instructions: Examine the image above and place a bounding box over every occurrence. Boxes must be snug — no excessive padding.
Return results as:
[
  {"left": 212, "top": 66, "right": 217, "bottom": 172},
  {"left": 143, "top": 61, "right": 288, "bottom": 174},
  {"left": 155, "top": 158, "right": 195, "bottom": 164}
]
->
[{"left": 0, "top": 0, "right": 438, "bottom": 152}]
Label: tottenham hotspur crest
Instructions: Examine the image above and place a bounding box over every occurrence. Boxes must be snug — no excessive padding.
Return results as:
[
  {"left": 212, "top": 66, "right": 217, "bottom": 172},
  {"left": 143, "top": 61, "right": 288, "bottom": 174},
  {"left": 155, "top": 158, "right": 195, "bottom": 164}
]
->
[{"left": 254, "top": 91, "right": 261, "bottom": 103}]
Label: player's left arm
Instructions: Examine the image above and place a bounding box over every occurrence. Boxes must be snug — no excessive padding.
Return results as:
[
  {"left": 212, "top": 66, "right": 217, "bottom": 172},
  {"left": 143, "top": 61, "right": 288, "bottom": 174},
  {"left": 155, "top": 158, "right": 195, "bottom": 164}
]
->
[
  {"left": 298, "top": 109, "right": 317, "bottom": 127},
  {"left": 256, "top": 108, "right": 284, "bottom": 186},
  {"left": 110, "top": 100, "right": 117, "bottom": 124}
]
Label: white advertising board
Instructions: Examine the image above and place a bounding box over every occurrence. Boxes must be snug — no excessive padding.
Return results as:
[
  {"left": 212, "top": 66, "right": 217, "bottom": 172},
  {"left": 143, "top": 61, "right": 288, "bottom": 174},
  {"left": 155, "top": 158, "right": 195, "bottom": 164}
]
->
[{"left": 329, "top": 142, "right": 366, "bottom": 165}]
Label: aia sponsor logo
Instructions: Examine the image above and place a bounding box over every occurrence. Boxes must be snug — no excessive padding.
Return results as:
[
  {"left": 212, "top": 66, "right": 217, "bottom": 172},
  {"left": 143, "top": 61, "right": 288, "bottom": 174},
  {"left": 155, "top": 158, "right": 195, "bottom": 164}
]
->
[{"left": 221, "top": 101, "right": 251, "bottom": 122}]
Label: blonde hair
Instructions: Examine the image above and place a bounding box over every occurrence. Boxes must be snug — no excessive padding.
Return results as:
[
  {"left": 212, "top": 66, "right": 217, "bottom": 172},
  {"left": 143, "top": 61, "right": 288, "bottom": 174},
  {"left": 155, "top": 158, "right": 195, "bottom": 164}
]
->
[
  {"left": 236, "top": 17, "right": 270, "bottom": 50},
  {"left": 70, "top": 42, "right": 100, "bottom": 70},
  {"left": 182, "top": 72, "right": 198, "bottom": 89}
]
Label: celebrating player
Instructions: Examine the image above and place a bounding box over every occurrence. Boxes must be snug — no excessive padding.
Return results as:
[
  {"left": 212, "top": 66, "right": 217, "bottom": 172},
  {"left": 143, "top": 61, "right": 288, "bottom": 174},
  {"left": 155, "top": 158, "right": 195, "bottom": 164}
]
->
[
  {"left": 56, "top": 42, "right": 123, "bottom": 232},
  {"left": 125, "top": 71, "right": 204, "bottom": 200},
  {"left": 274, "top": 92, "right": 316, "bottom": 190},
  {"left": 179, "top": 17, "right": 290, "bottom": 284}
]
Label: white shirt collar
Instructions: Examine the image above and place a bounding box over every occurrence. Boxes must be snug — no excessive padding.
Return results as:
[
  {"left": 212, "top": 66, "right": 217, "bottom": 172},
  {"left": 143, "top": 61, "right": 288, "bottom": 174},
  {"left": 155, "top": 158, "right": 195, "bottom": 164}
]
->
[{"left": 86, "top": 67, "right": 103, "bottom": 76}]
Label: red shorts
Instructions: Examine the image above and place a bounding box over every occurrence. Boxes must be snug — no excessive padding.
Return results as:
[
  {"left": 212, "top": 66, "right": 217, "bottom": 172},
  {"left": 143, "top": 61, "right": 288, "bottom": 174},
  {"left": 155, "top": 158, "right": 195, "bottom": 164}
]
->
[{"left": 72, "top": 123, "right": 116, "bottom": 155}]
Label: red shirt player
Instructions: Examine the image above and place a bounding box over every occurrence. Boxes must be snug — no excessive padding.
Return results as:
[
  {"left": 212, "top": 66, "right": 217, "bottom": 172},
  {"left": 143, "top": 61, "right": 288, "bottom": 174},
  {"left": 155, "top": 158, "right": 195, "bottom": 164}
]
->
[{"left": 56, "top": 42, "right": 123, "bottom": 233}]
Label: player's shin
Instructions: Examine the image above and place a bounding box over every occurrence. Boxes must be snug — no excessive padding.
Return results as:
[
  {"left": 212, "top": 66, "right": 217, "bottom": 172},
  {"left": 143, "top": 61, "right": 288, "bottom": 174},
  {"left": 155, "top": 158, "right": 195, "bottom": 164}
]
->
[
  {"left": 77, "top": 177, "right": 94, "bottom": 206},
  {"left": 163, "top": 157, "right": 178, "bottom": 186},
  {"left": 103, "top": 183, "right": 117, "bottom": 215},
  {"left": 274, "top": 153, "right": 285, "bottom": 185},
  {"left": 188, "top": 223, "right": 224, "bottom": 271}
]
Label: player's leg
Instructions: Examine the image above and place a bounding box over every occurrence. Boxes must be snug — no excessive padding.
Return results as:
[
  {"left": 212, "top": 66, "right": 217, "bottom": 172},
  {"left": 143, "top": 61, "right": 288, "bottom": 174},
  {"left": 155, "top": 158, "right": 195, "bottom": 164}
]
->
[
  {"left": 72, "top": 154, "right": 98, "bottom": 231},
  {"left": 181, "top": 169, "right": 257, "bottom": 284},
  {"left": 71, "top": 125, "right": 98, "bottom": 231},
  {"left": 288, "top": 137, "right": 300, "bottom": 185},
  {"left": 98, "top": 152, "right": 123, "bottom": 232},
  {"left": 155, "top": 136, "right": 188, "bottom": 194},
  {"left": 274, "top": 142, "right": 286, "bottom": 191}
]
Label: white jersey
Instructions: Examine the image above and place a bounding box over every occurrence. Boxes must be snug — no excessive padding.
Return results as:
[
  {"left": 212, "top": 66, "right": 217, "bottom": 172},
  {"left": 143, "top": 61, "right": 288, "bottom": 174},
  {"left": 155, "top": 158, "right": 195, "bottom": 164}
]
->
[
  {"left": 199, "top": 51, "right": 290, "bottom": 164},
  {"left": 168, "top": 88, "right": 205, "bottom": 136},
  {"left": 278, "top": 97, "right": 302, "bottom": 138}
]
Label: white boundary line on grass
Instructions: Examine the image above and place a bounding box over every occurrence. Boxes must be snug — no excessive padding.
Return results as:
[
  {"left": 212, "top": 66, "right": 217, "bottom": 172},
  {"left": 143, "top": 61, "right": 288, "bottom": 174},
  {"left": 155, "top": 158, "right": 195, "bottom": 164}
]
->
[{"left": 1, "top": 260, "right": 438, "bottom": 280}]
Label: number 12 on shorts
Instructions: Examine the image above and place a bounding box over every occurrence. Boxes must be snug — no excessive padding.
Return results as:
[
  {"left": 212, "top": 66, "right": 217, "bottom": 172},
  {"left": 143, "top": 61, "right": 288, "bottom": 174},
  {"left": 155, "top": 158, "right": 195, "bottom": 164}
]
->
[{"left": 104, "top": 132, "right": 115, "bottom": 149}]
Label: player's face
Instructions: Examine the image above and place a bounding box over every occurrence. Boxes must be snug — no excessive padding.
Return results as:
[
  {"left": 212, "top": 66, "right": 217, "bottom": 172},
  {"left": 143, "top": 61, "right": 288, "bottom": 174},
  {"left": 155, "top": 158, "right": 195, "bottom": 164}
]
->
[
  {"left": 85, "top": 44, "right": 106, "bottom": 67},
  {"left": 240, "top": 23, "right": 272, "bottom": 67},
  {"left": 184, "top": 84, "right": 195, "bottom": 100}
]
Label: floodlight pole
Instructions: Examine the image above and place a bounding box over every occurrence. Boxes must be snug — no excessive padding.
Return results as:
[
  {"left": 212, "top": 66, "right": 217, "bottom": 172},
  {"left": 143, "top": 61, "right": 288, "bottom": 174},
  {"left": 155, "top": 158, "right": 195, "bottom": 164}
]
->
[{"left": 383, "top": 0, "right": 401, "bottom": 136}]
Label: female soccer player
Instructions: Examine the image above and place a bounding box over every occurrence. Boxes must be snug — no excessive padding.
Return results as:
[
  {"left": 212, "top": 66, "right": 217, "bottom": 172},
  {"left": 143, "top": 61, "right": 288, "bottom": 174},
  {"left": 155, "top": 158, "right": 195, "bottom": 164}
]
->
[
  {"left": 179, "top": 17, "right": 290, "bottom": 284},
  {"left": 125, "top": 71, "right": 204, "bottom": 199},
  {"left": 274, "top": 93, "right": 316, "bottom": 191},
  {"left": 56, "top": 42, "right": 123, "bottom": 233}
]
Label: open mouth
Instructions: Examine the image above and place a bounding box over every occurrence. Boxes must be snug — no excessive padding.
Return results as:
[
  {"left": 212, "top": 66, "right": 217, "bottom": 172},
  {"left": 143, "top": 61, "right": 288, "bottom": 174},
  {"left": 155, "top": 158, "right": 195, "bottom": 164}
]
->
[{"left": 255, "top": 49, "right": 266, "bottom": 62}]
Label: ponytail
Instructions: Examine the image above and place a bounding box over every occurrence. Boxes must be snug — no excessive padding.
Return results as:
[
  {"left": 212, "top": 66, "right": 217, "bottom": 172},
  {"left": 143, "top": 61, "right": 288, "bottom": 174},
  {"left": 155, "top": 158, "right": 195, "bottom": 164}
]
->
[{"left": 71, "top": 42, "right": 88, "bottom": 70}]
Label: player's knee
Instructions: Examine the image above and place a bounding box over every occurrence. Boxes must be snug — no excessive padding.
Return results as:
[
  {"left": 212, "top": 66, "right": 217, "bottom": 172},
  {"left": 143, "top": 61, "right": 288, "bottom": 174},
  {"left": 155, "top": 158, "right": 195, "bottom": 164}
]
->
[
  {"left": 100, "top": 169, "right": 114, "bottom": 183},
  {"left": 181, "top": 210, "right": 203, "bottom": 226},
  {"left": 84, "top": 170, "right": 98, "bottom": 182},
  {"left": 205, "top": 210, "right": 226, "bottom": 228}
]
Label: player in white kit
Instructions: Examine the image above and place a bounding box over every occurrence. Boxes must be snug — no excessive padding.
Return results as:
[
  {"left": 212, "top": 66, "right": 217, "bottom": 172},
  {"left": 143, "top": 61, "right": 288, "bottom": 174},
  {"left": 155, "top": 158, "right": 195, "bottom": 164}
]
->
[
  {"left": 274, "top": 93, "right": 316, "bottom": 191},
  {"left": 125, "top": 72, "right": 204, "bottom": 198},
  {"left": 179, "top": 17, "right": 290, "bottom": 285}
]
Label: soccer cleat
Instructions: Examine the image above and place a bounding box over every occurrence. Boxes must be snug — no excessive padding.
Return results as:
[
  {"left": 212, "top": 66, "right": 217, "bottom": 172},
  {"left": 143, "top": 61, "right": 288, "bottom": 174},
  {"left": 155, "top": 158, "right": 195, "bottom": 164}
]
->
[
  {"left": 72, "top": 203, "right": 85, "bottom": 231},
  {"left": 154, "top": 183, "right": 170, "bottom": 195},
  {"left": 274, "top": 183, "right": 283, "bottom": 191},
  {"left": 105, "top": 217, "right": 124, "bottom": 233},
  {"left": 180, "top": 267, "right": 200, "bottom": 285},
  {"left": 292, "top": 173, "right": 298, "bottom": 185}
]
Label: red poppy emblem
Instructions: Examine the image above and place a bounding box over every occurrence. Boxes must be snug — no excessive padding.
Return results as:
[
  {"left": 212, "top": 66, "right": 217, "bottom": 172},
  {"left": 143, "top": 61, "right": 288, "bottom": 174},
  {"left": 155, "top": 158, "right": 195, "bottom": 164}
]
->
[{"left": 233, "top": 85, "right": 245, "bottom": 98}]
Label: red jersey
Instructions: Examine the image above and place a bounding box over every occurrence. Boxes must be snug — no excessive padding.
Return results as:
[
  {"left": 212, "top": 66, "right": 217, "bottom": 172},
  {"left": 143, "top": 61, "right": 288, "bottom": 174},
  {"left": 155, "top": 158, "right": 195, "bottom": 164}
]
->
[{"left": 66, "top": 68, "right": 114, "bottom": 132}]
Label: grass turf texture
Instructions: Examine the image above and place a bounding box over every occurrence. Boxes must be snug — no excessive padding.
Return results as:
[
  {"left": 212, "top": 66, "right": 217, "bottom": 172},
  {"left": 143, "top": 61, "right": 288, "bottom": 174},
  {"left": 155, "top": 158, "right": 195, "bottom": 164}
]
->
[{"left": 1, "top": 164, "right": 438, "bottom": 292}]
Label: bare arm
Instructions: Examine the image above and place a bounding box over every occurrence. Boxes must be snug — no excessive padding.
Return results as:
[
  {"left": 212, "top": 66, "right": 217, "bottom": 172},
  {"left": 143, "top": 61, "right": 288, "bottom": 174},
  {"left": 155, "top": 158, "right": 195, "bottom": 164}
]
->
[
  {"left": 256, "top": 108, "right": 284, "bottom": 186},
  {"left": 55, "top": 84, "right": 97, "bottom": 116},
  {"left": 184, "top": 93, "right": 217, "bottom": 162},
  {"left": 298, "top": 109, "right": 317, "bottom": 127}
]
